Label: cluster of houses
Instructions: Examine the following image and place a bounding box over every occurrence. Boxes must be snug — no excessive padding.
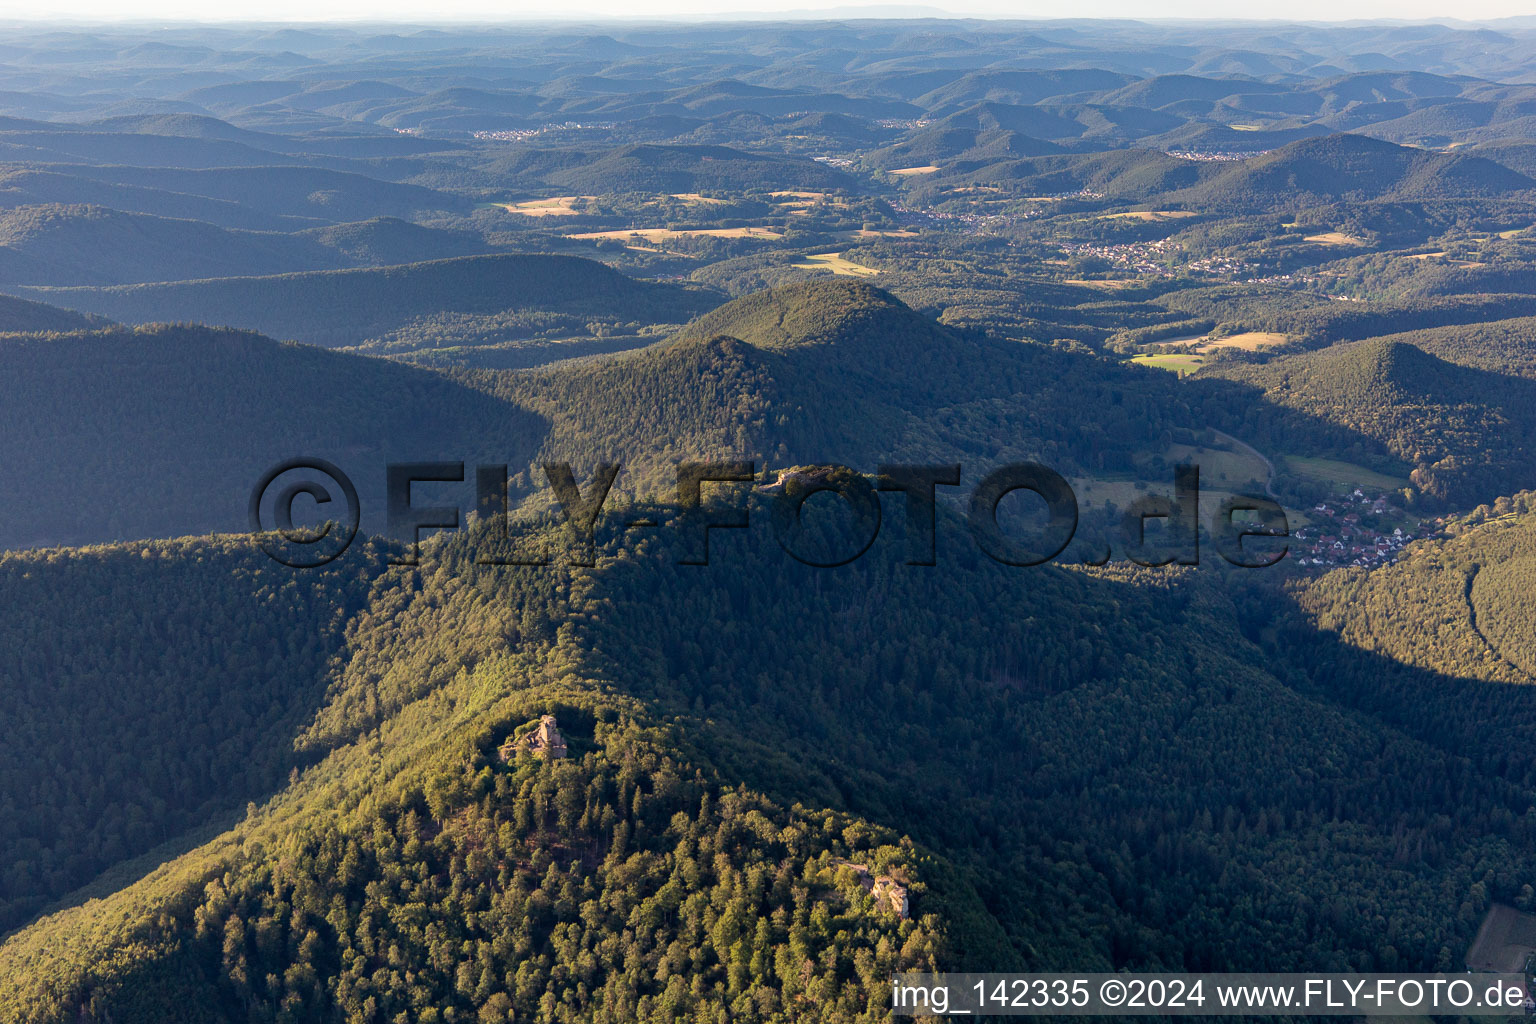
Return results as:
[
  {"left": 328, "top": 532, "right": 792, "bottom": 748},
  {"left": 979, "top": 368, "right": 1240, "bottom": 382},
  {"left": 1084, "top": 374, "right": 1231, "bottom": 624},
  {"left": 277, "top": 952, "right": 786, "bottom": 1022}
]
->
[
  {"left": 1185, "top": 251, "right": 1257, "bottom": 276},
  {"left": 1058, "top": 237, "right": 1256, "bottom": 278},
  {"left": 472, "top": 121, "right": 615, "bottom": 142},
  {"left": 1165, "top": 149, "right": 1271, "bottom": 161},
  {"left": 1060, "top": 236, "right": 1183, "bottom": 275},
  {"left": 1291, "top": 488, "right": 1436, "bottom": 569},
  {"left": 1242, "top": 271, "right": 1318, "bottom": 287}
]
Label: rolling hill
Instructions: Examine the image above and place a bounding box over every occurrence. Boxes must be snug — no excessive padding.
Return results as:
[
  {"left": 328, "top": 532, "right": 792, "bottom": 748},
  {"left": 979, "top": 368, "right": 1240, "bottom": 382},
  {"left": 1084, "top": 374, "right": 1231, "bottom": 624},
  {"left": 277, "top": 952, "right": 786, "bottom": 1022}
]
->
[
  {"left": 7, "top": 389, "right": 1536, "bottom": 1021},
  {"left": 0, "top": 167, "right": 316, "bottom": 231},
  {"left": 487, "top": 279, "right": 1200, "bottom": 496},
  {"left": 0, "top": 292, "right": 108, "bottom": 332},
  {"left": 917, "top": 146, "right": 1207, "bottom": 199},
  {"left": 15, "top": 253, "right": 720, "bottom": 349},
  {"left": 0, "top": 322, "right": 546, "bottom": 549},
  {"left": 1161, "top": 133, "right": 1536, "bottom": 210},
  {"left": 10, "top": 19, "right": 1536, "bottom": 1024},
  {"left": 1199, "top": 336, "right": 1536, "bottom": 505},
  {"left": 50, "top": 163, "right": 471, "bottom": 223},
  {"left": 486, "top": 143, "right": 852, "bottom": 194},
  {"left": 0, "top": 204, "right": 342, "bottom": 285},
  {"left": 866, "top": 127, "right": 1063, "bottom": 170},
  {"left": 0, "top": 206, "right": 501, "bottom": 286}
]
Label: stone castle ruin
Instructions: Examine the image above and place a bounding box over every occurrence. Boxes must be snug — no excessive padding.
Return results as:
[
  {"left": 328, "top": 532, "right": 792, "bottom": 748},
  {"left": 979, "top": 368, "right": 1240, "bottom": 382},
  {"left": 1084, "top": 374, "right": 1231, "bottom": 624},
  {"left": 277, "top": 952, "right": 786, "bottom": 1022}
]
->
[{"left": 499, "top": 715, "right": 568, "bottom": 762}]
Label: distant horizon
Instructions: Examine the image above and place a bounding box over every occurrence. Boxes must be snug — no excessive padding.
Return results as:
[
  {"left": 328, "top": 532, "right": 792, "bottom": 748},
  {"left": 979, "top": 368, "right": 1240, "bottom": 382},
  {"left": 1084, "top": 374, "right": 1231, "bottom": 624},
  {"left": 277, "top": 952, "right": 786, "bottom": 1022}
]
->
[{"left": 3, "top": 6, "right": 1535, "bottom": 28}]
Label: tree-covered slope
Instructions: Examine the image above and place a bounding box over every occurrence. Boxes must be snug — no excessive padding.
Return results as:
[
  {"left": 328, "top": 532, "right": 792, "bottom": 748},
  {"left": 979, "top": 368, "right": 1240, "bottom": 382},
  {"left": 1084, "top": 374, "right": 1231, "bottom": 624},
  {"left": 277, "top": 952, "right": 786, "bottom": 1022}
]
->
[
  {"left": 1198, "top": 336, "right": 1536, "bottom": 505},
  {"left": 5, "top": 278, "right": 1536, "bottom": 1021},
  {"left": 6, "top": 489, "right": 1536, "bottom": 1020},
  {"left": 0, "top": 527, "right": 953, "bottom": 1024},
  {"left": 1161, "top": 133, "right": 1536, "bottom": 210},
  {"left": 0, "top": 292, "right": 108, "bottom": 333},
  {"left": 0, "top": 535, "right": 390, "bottom": 932},
  {"left": 1328, "top": 313, "right": 1536, "bottom": 380},
  {"left": 15, "top": 254, "right": 720, "bottom": 349},
  {"left": 0, "top": 204, "right": 339, "bottom": 285},
  {"left": 0, "top": 323, "right": 546, "bottom": 549},
  {"left": 490, "top": 279, "right": 1198, "bottom": 490},
  {"left": 537, "top": 144, "right": 851, "bottom": 194}
]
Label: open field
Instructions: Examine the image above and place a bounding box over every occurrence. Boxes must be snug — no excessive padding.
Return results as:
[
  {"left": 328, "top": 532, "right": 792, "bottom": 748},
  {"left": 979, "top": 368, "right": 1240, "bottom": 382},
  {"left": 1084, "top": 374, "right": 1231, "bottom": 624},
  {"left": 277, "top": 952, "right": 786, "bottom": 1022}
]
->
[
  {"left": 1166, "top": 441, "right": 1270, "bottom": 490},
  {"left": 1101, "top": 210, "right": 1199, "bottom": 222},
  {"left": 770, "top": 191, "right": 847, "bottom": 210},
  {"left": 492, "top": 196, "right": 595, "bottom": 216},
  {"left": 566, "top": 226, "right": 785, "bottom": 241},
  {"left": 1207, "top": 331, "right": 1288, "bottom": 351},
  {"left": 1304, "top": 231, "right": 1368, "bottom": 246},
  {"left": 1149, "top": 331, "right": 1288, "bottom": 353},
  {"left": 1062, "top": 277, "right": 1140, "bottom": 290},
  {"left": 791, "top": 252, "right": 879, "bottom": 276},
  {"left": 1282, "top": 455, "right": 1409, "bottom": 493},
  {"left": 889, "top": 165, "right": 940, "bottom": 176},
  {"left": 1403, "top": 250, "right": 1486, "bottom": 266},
  {"left": 494, "top": 194, "right": 729, "bottom": 216},
  {"left": 1132, "top": 352, "right": 1205, "bottom": 373},
  {"left": 1073, "top": 439, "right": 1288, "bottom": 527}
]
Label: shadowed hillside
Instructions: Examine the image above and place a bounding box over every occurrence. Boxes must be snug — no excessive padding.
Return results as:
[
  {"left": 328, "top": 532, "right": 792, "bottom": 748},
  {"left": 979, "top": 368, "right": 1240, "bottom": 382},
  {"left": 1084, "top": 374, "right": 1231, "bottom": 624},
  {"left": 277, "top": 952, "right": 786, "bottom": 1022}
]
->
[
  {"left": 15, "top": 253, "right": 721, "bottom": 349},
  {"left": 0, "top": 323, "right": 547, "bottom": 548},
  {"left": 1201, "top": 337, "right": 1536, "bottom": 505}
]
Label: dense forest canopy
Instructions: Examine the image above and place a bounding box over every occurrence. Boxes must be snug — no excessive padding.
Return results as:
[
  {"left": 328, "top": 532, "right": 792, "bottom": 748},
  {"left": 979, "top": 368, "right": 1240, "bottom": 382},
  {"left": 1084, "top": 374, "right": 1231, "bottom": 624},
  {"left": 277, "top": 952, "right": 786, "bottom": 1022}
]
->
[{"left": 5, "top": 16, "right": 1536, "bottom": 1023}]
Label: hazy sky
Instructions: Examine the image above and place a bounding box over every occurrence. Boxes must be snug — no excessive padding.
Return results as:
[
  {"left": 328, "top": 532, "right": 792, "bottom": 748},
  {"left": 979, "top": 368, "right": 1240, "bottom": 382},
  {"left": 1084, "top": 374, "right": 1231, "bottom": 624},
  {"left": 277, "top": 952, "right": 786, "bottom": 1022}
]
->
[{"left": 1, "top": 0, "right": 1531, "bottom": 23}]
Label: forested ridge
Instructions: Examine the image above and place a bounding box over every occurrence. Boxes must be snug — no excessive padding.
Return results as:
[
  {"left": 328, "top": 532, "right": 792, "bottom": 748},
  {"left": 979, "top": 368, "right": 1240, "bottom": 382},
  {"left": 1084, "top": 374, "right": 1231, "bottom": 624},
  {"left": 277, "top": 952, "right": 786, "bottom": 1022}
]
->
[
  {"left": 0, "top": 322, "right": 547, "bottom": 548},
  {"left": 1197, "top": 336, "right": 1536, "bottom": 506},
  {"left": 483, "top": 280, "right": 1205, "bottom": 494},
  {"left": 10, "top": 19, "right": 1536, "bottom": 1021},
  {"left": 0, "top": 536, "right": 391, "bottom": 932},
  {"left": 15, "top": 254, "right": 718, "bottom": 349},
  {"left": 9, "top": 492, "right": 1536, "bottom": 1019}
]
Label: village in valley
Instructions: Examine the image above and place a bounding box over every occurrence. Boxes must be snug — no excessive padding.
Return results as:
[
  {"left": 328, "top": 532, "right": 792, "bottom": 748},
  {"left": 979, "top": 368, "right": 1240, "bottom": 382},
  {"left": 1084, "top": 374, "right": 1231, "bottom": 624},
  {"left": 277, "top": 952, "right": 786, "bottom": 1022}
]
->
[{"left": 1290, "top": 487, "right": 1441, "bottom": 570}]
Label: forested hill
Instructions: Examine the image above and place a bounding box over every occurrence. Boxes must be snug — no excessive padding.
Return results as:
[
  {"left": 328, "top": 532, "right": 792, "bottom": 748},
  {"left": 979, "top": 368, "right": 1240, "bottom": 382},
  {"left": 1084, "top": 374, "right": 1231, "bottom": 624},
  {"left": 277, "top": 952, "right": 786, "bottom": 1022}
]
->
[
  {"left": 1160, "top": 133, "right": 1536, "bottom": 209},
  {"left": 0, "top": 205, "right": 498, "bottom": 287},
  {"left": 893, "top": 133, "right": 1536, "bottom": 207},
  {"left": 1198, "top": 337, "right": 1536, "bottom": 506},
  {"left": 0, "top": 323, "right": 545, "bottom": 549},
  {"left": 485, "top": 279, "right": 1200, "bottom": 489},
  {"left": 0, "top": 535, "right": 392, "bottom": 933},
  {"left": 9, "top": 484, "right": 1536, "bottom": 1019},
  {"left": 13, "top": 253, "right": 720, "bottom": 349},
  {"left": 1250, "top": 496, "right": 1536, "bottom": 838},
  {"left": 0, "top": 281, "right": 1197, "bottom": 551},
  {"left": 1285, "top": 491, "right": 1536, "bottom": 689},
  {"left": 1316, "top": 313, "right": 1536, "bottom": 381},
  {"left": 0, "top": 292, "right": 107, "bottom": 333},
  {"left": 13, "top": 17, "right": 1536, "bottom": 1024},
  {"left": 485, "top": 143, "right": 853, "bottom": 193}
]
